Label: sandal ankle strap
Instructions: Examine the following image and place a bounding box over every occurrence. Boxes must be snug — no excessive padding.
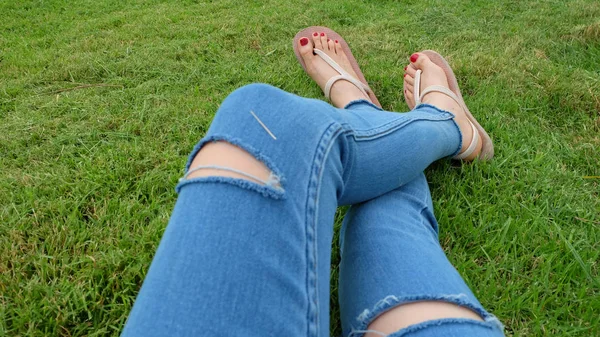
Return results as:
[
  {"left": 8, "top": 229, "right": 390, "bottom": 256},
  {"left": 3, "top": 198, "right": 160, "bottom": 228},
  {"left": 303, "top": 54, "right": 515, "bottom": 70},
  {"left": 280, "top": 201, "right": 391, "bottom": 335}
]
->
[
  {"left": 313, "top": 48, "right": 372, "bottom": 102},
  {"left": 414, "top": 69, "right": 481, "bottom": 160}
]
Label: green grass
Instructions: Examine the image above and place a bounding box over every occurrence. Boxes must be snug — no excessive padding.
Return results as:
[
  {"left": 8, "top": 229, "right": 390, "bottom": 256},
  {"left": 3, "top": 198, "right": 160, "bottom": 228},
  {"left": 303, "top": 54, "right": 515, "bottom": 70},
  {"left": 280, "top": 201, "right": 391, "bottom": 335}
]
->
[{"left": 1, "top": 0, "right": 599, "bottom": 336}]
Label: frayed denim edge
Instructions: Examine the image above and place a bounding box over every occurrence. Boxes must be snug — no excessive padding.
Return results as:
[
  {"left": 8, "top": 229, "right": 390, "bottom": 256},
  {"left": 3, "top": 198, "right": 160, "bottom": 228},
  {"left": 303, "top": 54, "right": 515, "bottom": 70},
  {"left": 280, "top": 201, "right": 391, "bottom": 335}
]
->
[
  {"left": 414, "top": 103, "right": 463, "bottom": 157},
  {"left": 176, "top": 176, "right": 284, "bottom": 199},
  {"left": 175, "top": 134, "right": 286, "bottom": 199},
  {"left": 351, "top": 294, "right": 504, "bottom": 336},
  {"left": 344, "top": 99, "right": 383, "bottom": 111},
  {"left": 387, "top": 318, "right": 503, "bottom": 337}
]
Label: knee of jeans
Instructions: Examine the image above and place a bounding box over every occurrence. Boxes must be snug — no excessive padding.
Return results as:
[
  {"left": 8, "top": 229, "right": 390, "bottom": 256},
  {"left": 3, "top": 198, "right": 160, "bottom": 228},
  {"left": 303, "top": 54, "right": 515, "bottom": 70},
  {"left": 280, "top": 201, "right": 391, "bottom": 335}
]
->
[
  {"left": 220, "top": 83, "right": 287, "bottom": 116},
  {"left": 347, "top": 295, "right": 504, "bottom": 337},
  {"left": 176, "top": 139, "right": 285, "bottom": 199},
  {"left": 211, "top": 83, "right": 301, "bottom": 137}
]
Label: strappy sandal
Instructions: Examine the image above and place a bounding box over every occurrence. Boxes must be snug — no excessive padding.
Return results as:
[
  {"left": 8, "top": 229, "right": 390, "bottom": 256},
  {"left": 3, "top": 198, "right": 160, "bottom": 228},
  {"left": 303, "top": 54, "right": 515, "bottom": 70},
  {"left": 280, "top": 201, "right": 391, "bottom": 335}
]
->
[
  {"left": 405, "top": 50, "right": 494, "bottom": 160},
  {"left": 293, "top": 26, "right": 382, "bottom": 108}
]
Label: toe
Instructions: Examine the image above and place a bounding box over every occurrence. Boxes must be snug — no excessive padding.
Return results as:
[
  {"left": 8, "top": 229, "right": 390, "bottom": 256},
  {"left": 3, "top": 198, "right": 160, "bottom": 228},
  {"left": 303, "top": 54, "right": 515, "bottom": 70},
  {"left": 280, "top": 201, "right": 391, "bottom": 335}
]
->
[
  {"left": 334, "top": 39, "right": 342, "bottom": 54},
  {"left": 404, "top": 73, "right": 414, "bottom": 86},
  {"left": 312, "top": 32, "right": 322, "bottom": 49},
  {"left": 319, "top": 32, "right": 328, "bottom": 50},
  {"left": 298, "top": 37, "right": 313, "bottom": 58},
  {"left": 327, "top": 38, "right": 335, "bottom": 53},
  {"left": 410, "top": 52, "right": 432, "bottom": 70},
  {"left": 403, "top": 83, "right": 415, "bottom": 106},
  {"left": 405, "top": 65, "right": 417, "bottom": 78}
]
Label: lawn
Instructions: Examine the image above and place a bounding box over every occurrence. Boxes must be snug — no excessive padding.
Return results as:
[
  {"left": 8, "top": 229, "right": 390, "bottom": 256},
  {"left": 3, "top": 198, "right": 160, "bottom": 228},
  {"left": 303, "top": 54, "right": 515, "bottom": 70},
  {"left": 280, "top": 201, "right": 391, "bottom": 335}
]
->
[{"left": 1, "top": 0, "right": 599, "bottom": 336}]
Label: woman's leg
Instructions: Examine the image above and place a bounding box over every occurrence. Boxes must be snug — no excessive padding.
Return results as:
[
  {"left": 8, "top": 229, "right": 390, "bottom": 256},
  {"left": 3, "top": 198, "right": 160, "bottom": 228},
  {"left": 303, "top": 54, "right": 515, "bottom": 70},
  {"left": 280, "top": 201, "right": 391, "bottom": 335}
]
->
[
  {"left": 121, "top": 80, "right": 462, "bottom": 337},
  {"left": 338, "top": 173, "right": 504, "bottom": 336}
]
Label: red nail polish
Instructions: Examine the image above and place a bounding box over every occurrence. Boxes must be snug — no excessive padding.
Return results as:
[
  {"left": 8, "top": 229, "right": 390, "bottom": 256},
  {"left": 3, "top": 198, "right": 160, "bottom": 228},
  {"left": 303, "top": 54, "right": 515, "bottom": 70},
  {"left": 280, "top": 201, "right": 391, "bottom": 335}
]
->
[
  {"left": 313, "top": 32, "right": 318, "bottom": 37},
  {"left": 300, "top": 37, "right": 309, "bottom": 46},
  {"left": 404, "top": 66, "right": 407, "bottom": 71},
  {"left": 404, "top": 74, "right": 407, "bottom": 77},
  {"left": 335, "top": 40, "right": 339, "bottom": 43},
  {"left": 410, "top": 53, "right": 419, "bottom": 62},
  {"left": 320, "top": 32, "right": 325, "bottom": 36},
  {"left": 327, "top": 38, "right": 330, "bottom": 42}
]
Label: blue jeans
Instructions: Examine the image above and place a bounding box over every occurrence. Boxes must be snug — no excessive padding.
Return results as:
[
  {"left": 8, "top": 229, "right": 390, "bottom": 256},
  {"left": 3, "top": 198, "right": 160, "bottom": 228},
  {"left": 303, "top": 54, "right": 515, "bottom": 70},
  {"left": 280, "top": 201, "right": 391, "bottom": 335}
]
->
[{"left": 121, "top": 84, "right": 504, "bottom": 337}]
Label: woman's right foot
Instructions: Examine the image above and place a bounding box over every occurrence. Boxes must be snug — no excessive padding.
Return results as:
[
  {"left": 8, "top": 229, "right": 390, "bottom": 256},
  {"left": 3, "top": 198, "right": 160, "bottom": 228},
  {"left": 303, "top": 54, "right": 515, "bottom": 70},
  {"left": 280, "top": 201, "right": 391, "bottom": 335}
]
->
[
  {"left": 297, "top": 32, "right": 371, "bottom": 108},
  {"left": 403, "top": 53, "right": 482, "bottom": 160}
]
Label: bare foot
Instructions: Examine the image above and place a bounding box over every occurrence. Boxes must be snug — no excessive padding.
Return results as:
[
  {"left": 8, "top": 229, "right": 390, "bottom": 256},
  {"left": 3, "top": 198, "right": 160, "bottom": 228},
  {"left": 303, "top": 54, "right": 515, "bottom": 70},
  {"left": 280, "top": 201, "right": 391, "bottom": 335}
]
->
[
  {"left": 403, "top": 53, "right": 482, "bottom": 160},
  {"left": 297, "top": 32, "right": 370, "bottom": 108}
]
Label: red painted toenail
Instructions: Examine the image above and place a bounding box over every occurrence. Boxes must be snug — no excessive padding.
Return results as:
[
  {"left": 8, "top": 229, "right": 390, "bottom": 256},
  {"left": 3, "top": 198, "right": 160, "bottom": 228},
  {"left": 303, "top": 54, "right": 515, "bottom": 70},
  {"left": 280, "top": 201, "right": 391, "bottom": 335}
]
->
[
  {"left": 313, "top": 32, "right": 318, "bottom": 37},
  {"left": 404, "top": 66, "right": 407, "bottom": 71},
  {"left": 335, "top": 40, "right": 339, "bottom": 43},
  {"left": 404, "top": 74, "right": 407, "bottom": 77},
  {"left": 300, "top": 37, "right": 309, "bottom": 46},
  {"left": 320, "top": 32, "right": 325, "bottom": 36},
  {"left": 327, "top": 38, "right": 330, "bottom": 42},
  {"left": 410, "top": 53, "right": 419, "bottom": 62}
]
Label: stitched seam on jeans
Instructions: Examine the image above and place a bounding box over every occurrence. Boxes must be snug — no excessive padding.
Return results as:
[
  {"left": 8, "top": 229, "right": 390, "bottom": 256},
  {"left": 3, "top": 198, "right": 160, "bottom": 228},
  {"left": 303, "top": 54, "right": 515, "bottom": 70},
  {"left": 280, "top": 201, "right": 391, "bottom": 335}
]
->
[
  {"left": 304, "top": 122, "right": 344, "bottom": 337},
  {"left": 350, "top": 114, "right": 454, "bottom": 140},
  {"left": 347, "top": 103, "right": 456, "bottom": 138}
]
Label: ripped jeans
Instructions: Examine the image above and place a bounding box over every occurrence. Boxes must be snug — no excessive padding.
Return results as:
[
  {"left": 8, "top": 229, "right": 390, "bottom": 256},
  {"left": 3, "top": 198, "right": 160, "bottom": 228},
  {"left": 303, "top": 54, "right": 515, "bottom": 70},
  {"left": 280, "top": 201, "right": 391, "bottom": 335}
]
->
[{"left": 121, "top": 84, "right": 504, "bottom": 337}]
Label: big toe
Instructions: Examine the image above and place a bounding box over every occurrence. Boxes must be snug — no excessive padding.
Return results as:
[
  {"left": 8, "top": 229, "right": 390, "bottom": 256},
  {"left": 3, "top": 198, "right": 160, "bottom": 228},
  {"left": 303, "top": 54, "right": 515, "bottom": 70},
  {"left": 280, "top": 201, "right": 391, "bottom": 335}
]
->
[
  {"left": 410, "top": 52, "right": 433, "bottom": 70},
  {"left": 298, "top": 36, "right": 313, "bottom": 58}
]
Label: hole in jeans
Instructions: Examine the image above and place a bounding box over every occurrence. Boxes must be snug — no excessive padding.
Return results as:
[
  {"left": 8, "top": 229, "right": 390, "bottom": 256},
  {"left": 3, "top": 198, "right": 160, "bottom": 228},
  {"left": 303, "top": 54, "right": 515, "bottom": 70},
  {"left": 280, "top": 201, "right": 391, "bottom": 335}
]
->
[
  {"left": 363, "top": 300, "right": 485, "bottom": 336},
  {"left": 185, "top": 141, "right": 281, "bottom": 188}
]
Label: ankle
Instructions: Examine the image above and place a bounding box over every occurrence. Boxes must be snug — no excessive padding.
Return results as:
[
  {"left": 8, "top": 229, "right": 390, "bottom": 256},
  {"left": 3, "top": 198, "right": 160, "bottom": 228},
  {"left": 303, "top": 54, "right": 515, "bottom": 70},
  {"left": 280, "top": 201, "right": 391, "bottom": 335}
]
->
[{"left": 329, "top": 81, "right": 370, "bottom": 108}]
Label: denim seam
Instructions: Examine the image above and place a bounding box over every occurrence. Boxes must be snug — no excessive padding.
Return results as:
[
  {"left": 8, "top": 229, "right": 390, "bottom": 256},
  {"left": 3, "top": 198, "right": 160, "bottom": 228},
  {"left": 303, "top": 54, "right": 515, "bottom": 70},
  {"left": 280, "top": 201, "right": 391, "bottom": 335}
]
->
[
  {"left": 349, "top": 111, "right": 455, "bottom": 141},
  {"left": 419, "top": 205, "right": 439, "bottom": 237},
  {"left": 304, "top": 122, "right": 345, "bottom": 337},
  {"left": 386, "top": 318, "right": 503, "bottom": 337}
]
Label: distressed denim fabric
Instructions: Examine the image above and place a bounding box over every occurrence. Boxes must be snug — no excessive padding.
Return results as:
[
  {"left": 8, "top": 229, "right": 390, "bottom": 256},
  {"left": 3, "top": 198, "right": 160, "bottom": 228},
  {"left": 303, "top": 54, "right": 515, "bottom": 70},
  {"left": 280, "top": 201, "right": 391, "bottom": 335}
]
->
[{"left": 121, "top": 84, "right": 504, "bottom": 337}]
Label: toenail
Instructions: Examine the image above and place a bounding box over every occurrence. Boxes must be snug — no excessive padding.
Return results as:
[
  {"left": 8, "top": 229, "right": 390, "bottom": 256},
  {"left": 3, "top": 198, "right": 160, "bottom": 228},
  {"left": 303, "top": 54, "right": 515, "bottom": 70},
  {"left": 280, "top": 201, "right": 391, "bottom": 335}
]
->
[
  {"left": 300, "top": 37, "right": 309, "bottom": 46},
  {"left": 313, "top": 32, "right": 318, "bottom": 37},
  {"left": 335, "top": 40, "right": 339, "bottom": 43},
  {"left": 404, "top": 66, "right": 407, "bottom": 71},
  {"left": 410, "top": 53, "right": 419, "bottom": 62},
  {"left": 327, "top": 38, "right": 330, "bottom": 42},
  {"left": 404, "top": 74, "right": 407, "bottom": 77},
  {"left": 320, "top": 32, "right": 325, "bottom": 36}
]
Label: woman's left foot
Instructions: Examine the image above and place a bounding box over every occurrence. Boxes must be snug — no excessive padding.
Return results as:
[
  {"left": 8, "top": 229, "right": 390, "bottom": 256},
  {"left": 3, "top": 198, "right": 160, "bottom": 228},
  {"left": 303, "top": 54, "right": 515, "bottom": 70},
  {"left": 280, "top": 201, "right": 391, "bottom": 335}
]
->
[
  {"left": 297, "top": 32, "right": 370, "bottom": 108},
  {"left": 403, "top": 53, "right": 482, "bottom": 160}
]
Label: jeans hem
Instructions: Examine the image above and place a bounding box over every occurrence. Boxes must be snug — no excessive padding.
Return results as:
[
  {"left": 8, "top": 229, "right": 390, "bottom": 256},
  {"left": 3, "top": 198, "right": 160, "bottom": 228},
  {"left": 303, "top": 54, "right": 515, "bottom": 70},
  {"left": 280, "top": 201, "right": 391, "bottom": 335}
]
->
[
  {"left": 344, "top": 99, "right": 383, "bottom": 111},
  {"left": 414, "top": 103, "right": 463, "bottom": 157}
]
